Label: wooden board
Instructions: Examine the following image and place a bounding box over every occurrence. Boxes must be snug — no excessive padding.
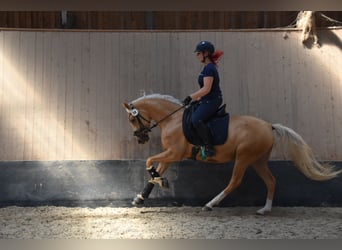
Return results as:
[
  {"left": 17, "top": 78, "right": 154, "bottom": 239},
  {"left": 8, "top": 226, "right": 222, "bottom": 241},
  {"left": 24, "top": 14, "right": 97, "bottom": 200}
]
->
[{"left": 0, "top": 29, "right": 341, "bottom": 161}]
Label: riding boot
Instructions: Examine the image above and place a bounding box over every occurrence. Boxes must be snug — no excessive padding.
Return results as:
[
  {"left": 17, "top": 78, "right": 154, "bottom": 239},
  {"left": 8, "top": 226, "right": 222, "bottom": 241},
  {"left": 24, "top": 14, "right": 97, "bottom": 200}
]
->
[{"left": 194, "top": 121, "right": 215, "bottom": 157}]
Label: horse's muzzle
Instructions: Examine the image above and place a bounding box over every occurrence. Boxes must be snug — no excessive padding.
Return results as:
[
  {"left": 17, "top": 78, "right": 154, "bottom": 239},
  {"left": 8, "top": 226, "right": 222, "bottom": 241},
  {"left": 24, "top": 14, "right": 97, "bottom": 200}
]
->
[{"left": 134, "top": 129, "right": 150, "bottom": 144}]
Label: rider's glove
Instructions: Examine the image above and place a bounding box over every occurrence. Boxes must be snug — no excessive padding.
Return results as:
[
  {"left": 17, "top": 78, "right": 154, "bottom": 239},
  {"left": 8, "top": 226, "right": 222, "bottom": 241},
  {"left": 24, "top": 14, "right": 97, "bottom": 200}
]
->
[{"left": 183, "top": 96, "right": 192, "bottom": 106}]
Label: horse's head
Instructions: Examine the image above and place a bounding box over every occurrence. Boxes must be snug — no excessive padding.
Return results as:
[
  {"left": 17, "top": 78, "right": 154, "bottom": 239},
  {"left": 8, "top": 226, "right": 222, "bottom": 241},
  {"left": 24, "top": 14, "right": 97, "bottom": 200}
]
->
[{"left": 122, "top": 102, "right": 151, "bottom": 144}]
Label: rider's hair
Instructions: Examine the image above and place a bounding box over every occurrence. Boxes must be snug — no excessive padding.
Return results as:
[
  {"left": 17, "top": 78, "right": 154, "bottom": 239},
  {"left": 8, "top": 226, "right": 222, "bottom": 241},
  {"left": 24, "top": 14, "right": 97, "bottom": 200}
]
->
[{"left": 209, "top": 50, "right": 224, "bottom": 67}]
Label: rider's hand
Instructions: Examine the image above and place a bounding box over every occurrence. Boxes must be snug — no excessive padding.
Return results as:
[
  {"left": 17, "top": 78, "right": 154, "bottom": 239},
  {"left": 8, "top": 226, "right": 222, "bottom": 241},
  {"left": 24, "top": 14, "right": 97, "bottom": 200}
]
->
[{"left": 183, "top": 96, "right": 192, "bottom": 105}]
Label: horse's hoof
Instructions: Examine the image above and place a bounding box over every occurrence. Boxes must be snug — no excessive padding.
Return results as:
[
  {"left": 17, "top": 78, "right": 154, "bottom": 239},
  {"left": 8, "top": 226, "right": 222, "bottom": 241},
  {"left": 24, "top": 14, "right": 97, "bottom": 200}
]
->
[
  {"left": 256, "top": 208, "right": 271, "bottom": 215},
  {"left": 202, "top": 205, "right": 213, "bottom": 211},
  {"left": 132, "top": 195, "right": 144, "bottom": 206},
  {"left": 150, "top": 177, "right": 169, "bottom": 189}
]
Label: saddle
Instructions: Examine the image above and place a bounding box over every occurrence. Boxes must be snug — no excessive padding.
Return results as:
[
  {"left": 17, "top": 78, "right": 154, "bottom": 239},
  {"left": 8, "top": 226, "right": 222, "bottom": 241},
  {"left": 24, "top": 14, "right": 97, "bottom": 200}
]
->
[{"left": 182, "top": 101, "right": 230, "bottom": 148}]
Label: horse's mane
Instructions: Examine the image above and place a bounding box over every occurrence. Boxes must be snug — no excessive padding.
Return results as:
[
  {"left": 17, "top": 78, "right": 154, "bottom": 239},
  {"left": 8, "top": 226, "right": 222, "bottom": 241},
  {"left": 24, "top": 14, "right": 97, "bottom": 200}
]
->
[{"left": 132, "top": 93, "right": 182, "bottom": 106}]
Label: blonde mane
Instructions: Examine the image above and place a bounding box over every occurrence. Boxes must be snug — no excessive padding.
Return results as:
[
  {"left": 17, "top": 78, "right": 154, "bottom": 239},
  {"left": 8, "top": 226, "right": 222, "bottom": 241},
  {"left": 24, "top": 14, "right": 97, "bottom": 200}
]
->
[{"left": 132, "top": 93, "right": 182, "bottom": 106}]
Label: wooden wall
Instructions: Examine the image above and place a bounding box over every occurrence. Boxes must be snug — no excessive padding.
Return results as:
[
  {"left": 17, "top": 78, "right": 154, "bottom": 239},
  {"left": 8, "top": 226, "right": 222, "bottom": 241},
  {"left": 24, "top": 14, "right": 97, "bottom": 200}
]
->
[
  {"left": 0, "top": 29, "right": 341, "bottom": 161},
  {"left": 0, "top": 11, "right": 341, "bottom": 30}
]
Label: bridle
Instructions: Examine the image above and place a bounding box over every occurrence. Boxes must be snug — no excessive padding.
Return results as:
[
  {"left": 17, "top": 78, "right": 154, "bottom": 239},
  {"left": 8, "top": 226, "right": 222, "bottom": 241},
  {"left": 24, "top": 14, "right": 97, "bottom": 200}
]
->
[
  {"left": 128, "top": 104, "right": 152, "bottom": 141},
  {"left": 127, "top": 103, "right": 185, "bottom": 143}
]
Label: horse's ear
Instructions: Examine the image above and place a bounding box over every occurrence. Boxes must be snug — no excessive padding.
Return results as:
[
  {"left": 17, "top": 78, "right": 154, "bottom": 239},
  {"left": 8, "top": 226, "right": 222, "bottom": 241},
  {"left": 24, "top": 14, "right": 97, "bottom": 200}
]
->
[{"left": 122, "top": 102, "right": 131, "bottom": 112}]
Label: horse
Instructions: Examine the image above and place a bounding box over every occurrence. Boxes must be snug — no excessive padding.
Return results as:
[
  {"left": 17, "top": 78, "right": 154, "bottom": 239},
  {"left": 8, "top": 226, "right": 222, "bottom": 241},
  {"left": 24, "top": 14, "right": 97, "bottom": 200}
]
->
[{"left": 122, "top": 93, "right": 341, "bottom": 215}]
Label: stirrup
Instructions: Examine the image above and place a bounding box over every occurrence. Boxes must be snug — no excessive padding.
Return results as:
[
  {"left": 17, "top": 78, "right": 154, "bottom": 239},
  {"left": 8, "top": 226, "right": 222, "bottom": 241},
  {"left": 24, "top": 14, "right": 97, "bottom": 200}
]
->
[
  {"left": 200, "top": 145, "right": 215, "bottom": 160},
  {"left": 204, "top": 145, "right": 215, "bottom": 157}
]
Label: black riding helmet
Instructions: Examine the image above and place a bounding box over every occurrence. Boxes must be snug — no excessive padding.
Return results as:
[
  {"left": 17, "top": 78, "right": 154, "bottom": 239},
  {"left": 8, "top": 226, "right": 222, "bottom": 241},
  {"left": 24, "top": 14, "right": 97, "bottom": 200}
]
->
[{"left": 194, "top": 41, "right": 215, "bottom": 54}]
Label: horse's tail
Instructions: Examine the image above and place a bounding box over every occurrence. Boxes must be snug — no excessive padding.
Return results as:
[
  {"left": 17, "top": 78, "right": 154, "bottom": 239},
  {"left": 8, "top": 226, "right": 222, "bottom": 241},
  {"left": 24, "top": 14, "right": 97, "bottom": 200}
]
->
[{"left": 272, "top": 123, "right": 342, "bottom": 181}]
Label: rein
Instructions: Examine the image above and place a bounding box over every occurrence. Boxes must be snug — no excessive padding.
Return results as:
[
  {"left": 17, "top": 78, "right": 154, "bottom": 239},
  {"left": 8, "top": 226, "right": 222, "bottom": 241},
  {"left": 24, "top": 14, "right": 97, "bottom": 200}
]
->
[
  {"left": 149, "top": 105, "right": 185, "bottom": 130},
  {"left": 129, "top": 103, "right": 185, "bottom": 132}
]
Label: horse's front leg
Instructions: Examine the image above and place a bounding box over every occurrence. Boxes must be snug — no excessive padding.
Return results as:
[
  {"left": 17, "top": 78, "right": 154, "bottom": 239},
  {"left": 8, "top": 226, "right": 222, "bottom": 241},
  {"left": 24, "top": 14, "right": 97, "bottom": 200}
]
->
[
  {"left": 132, "top": 162, "right": 170, "bottom": 206},
  {"left": 145, "top": 147, "right": 182, "bottom": 187},
  {"left": 132, "top": 149, "right": 180, "bottom": 206}
]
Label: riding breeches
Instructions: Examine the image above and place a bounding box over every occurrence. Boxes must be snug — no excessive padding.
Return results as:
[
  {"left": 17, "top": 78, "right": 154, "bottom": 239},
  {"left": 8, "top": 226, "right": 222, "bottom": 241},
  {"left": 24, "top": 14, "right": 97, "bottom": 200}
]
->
[{"left": 191, "top": 98, "right": 222, "bottom": 128}]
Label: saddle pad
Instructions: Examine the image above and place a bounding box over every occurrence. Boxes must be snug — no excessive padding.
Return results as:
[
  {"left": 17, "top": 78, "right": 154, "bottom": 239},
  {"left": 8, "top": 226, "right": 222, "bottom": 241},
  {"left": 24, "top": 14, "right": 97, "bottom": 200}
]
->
[{"left": 182, "top": 104, "right": 230, "bottom": 146}]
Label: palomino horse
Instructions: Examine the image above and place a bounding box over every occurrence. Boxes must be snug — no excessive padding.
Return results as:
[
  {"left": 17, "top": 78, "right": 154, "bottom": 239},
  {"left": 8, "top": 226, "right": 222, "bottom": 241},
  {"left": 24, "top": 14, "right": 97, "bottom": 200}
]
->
[{"left": 123, "top": 94, "right": 341, "bottom": 214}]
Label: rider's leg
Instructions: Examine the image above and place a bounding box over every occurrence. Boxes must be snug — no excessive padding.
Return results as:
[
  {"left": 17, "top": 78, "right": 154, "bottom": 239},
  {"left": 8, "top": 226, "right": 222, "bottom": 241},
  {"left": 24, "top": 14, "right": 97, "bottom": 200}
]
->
[
  {"left": 191, "top": 100, "right": 221, "bottom": 157},
  {"left": 193, "top": 120, "right": 215, "bottom": 157}
]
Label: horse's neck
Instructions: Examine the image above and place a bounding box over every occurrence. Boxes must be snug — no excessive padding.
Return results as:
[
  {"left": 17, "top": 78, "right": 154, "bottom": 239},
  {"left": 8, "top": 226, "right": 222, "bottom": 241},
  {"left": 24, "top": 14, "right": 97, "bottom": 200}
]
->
[{"left": 141, "top": 99, "right": 180, "bottom": 122}]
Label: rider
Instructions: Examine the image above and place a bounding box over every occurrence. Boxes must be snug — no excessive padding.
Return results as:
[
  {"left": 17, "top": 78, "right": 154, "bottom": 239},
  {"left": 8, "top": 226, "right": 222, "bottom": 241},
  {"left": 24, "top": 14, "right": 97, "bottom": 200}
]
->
[{"left": 183, "top": 41, "right": 224, "bottom": 157}]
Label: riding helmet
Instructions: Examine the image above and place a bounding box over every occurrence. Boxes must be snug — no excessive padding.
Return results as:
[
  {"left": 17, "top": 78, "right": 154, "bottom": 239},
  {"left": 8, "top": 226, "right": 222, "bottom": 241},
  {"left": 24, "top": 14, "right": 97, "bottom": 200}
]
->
[{"left": 194, "top": 41, "right": 215, "bottom": 54}]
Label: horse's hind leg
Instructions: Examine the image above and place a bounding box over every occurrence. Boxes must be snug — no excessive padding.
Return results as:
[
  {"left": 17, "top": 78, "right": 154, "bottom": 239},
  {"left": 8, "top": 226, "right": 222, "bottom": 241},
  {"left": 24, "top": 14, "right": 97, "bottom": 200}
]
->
[
  {"left": 252, "top": 158, "right": 276, "bottom": 215},
  {"left": 203, "top": 158, "right": 250, "bottom": 210}
]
